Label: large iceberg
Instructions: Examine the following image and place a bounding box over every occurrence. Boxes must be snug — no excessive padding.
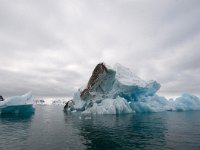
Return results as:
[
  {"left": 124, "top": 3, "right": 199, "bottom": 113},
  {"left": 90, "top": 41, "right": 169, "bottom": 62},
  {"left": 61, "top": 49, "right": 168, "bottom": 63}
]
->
[
  {"left": 0, "top": 92, "right": 35, "bottom": 114},
  {"left": 64, "top": 63, "right": 200, "bottom": 114}
]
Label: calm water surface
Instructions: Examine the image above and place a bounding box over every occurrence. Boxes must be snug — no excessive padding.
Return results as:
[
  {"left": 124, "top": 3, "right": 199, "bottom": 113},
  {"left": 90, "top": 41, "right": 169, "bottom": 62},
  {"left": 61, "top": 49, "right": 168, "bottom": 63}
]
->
[{"left": 0, "top": 105, "right": 200, "bottom": 150}]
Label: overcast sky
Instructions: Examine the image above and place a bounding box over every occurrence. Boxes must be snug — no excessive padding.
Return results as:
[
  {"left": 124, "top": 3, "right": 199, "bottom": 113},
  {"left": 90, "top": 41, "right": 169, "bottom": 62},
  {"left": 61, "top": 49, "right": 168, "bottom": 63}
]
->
[{"left": 0, "top": 0, "right": 200, "bottom": 98}]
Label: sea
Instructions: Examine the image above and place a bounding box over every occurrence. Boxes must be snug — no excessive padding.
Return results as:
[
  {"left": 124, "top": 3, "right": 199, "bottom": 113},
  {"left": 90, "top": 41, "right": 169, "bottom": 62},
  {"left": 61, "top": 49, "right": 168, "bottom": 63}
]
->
[{"left": 0, "top": 105, "right": 200, "bottom": 150}]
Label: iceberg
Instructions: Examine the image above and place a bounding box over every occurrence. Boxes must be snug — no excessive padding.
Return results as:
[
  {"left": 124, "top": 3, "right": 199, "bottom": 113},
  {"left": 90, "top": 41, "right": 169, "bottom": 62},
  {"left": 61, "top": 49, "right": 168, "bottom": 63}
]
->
[
  {"left": 52, "top": 99, "right": 68, "bottom": 105},
  {"left": 64, "top": 63, "right": 200, "bottom": 114},
  {"left": 0, "top": 92, "right": 35, "bottom": 114},
  {"left": 35, "top": 99, "right": 46, "bottom": 105}
]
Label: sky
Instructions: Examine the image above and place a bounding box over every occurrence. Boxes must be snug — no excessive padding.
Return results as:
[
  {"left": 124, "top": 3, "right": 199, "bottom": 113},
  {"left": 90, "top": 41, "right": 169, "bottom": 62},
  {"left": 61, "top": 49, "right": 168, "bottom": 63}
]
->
[{"left": 0, "top": 0, "right": 200, "bottom": 98}]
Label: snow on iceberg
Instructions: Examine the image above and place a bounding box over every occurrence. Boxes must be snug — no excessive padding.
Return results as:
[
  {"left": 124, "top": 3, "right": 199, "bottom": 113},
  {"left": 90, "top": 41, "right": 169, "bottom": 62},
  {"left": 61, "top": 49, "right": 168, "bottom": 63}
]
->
[
  {"left": 0, "top": 92, "right": 35, "bottom": 114},
  {"left": 82, "top": 97, "right": 133, "bottom": 115},
  {"left": 64, "top": 63, "right": 200, "bottom": 114}
]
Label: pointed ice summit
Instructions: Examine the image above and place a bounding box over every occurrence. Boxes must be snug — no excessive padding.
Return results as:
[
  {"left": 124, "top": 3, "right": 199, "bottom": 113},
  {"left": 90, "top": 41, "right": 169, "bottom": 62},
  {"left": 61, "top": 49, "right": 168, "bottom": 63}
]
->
[{"left": 64, "top": 63, "right": 200, "bottom": 114}]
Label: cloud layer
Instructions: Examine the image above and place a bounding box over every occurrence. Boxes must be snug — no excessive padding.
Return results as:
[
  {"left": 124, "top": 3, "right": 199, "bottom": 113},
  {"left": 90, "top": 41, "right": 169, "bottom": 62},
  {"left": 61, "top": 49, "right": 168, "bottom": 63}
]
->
[{"left": 0, "top": 0, "right": 200, "bottom": 97}]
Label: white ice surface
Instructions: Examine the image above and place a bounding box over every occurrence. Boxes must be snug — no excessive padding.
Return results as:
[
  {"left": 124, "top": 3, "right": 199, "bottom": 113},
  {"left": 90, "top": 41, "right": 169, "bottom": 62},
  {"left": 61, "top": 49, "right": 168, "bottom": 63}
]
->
[
  {"left": 72, "top": 63, "right": 200, "bottom": 114},
  {"left": 82, "top": 97, "right": 133, "bottom": 115},
  {"left": 0, "top": 91, "right": 34, "bottom": 108}
]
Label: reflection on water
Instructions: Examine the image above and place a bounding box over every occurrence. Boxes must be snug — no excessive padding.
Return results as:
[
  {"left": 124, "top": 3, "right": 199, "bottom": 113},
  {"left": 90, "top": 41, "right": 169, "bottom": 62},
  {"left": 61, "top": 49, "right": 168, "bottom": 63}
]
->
[
  {"left": 0, "top": 106, "right": 200, "bottom": 150},
  {"left": 67, "top": 112, "right": 200, "bottom": 150},
  {"left": 71, "top": 113, "right": 168, "bottom": 150},
  {"left": 0, "top": 113, "right": 34, "bottom": 150}
]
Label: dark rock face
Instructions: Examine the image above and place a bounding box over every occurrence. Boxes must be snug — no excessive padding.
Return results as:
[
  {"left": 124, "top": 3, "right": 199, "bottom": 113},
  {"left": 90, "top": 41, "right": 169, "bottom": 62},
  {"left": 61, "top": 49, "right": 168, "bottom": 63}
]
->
[
  {"left": 63, "top": 100, "right": 75, "bottom": 112},
  {"left": 0, "top": 95, "right": 4, "bottom": 101},
  {"left": 80, "top": 62, "right": 108, "bottom": 100}
]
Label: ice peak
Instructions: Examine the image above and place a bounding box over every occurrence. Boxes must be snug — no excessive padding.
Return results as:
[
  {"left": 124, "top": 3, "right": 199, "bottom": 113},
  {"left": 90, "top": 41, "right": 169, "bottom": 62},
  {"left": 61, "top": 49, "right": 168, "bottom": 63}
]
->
[
  {"left": 113, "top": 63, "right": 147, "bottom": 87},
  {"left": 80, "top": 62, "right": 111, "bottom": 100}
]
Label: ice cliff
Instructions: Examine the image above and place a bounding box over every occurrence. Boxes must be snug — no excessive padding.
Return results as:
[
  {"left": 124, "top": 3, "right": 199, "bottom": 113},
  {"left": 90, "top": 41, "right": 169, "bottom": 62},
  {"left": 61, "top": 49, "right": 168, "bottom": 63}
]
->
[{"left": 65, "top": 63, "right": 200, "bottom": 114}]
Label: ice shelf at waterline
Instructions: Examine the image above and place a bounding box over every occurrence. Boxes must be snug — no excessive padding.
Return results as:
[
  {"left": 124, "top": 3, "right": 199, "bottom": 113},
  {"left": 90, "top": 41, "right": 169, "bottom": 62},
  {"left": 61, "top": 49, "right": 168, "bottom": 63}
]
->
[
  {"left": 64, "top": 63, "right": 200, "bottom": 114},
  {"left": 0, "top": 92, "right": 35, "bottom": 114}
]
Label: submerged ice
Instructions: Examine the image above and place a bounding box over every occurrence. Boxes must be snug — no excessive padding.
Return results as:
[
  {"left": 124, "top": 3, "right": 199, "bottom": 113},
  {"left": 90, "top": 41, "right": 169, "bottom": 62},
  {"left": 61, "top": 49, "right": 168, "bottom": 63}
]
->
[{"left": 65, "top": 63, "right": 200, "bottom": 114}]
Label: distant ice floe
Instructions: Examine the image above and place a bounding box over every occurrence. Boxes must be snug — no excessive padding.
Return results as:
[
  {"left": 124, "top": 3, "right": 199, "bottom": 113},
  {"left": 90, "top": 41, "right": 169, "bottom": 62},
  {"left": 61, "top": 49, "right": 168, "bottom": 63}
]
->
[
  {"left": 34, "top": 98, "right": 68, "bottom": 105},
  {"left": 64, "top": 63, "right": 200, "bottom": 115},
  {"left": 52, "top": 99, "right": 68, "bottom": 105}
]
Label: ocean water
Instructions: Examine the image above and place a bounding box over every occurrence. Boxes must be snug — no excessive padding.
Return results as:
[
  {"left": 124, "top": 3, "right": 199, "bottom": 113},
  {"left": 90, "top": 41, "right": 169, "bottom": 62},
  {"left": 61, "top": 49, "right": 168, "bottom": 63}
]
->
[{"left": 0, "top": 105, "right": 200, "bottom": 150}]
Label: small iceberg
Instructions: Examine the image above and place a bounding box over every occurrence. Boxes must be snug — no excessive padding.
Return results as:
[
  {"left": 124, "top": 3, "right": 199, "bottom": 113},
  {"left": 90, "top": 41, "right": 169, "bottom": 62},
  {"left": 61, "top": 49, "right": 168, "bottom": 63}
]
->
[
  {"left": 35, "top": 99, "right": 46, "bottom": 105},
  {"left": 0, "top": 92, "right": 35, "bottom": 114},
  {"left": 64, "top": 63, "right": 200, "bottom": 114},
  {"left": 52, "top": 99, "right": 68, "bottom": 105}
]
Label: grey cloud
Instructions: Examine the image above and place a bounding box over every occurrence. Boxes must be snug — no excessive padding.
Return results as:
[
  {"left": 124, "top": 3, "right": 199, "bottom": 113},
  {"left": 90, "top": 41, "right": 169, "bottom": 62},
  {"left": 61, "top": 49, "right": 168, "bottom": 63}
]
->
[
  {"left": 0, "top": 0, "right": 200, "bottom": 98},
  {"left": 0, "top": 67, "right": 81, "bottom": 97}
]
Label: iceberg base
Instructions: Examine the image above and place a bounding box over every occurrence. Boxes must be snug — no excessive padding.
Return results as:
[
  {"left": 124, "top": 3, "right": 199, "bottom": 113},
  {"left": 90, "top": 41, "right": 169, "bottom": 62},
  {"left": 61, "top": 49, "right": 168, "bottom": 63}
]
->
[{"left": 0, "top": 105, "right": 35, "bottom": 115}]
